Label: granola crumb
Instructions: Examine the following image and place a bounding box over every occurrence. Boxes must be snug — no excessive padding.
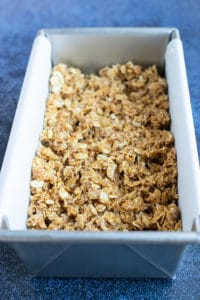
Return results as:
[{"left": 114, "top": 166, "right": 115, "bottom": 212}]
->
[{"left": 27, "top": 62, "right": 181, "bottom": 231}]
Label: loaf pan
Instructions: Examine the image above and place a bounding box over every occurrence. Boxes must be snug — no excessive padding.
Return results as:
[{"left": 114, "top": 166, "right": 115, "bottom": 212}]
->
[{"left": 0, "top": 28, "right": 200, "bottom": 278}]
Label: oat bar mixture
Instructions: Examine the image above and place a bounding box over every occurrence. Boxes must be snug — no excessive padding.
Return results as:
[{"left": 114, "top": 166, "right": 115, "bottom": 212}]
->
[{"left": 27, "top": 62, "right": 181, "bottom": 231}]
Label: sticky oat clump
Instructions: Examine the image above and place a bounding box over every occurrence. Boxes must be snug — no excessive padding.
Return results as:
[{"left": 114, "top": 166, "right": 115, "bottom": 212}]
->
[{"left": 27, "top": 62, "right": 181, "bottom": 231}]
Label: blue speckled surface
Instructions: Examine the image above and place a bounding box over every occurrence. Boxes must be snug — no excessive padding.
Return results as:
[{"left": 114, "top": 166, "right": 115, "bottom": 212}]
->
[{"left": 0, "top": 0, "right": 200, "bottom": 299}]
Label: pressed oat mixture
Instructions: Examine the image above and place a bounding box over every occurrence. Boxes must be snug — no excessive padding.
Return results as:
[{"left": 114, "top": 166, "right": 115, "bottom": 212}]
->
[{"left": 27, "top": 62, "right": 181, "bottom": 231}]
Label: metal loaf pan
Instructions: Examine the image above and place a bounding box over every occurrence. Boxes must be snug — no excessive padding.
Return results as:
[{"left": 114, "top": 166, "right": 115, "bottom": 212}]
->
[{"left": 0, "top": 28, "right": 200, "bottom": 278}]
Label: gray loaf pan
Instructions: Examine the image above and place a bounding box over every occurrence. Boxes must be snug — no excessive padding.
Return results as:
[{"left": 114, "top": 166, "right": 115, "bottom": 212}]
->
[{"left": 0, "top": 28, "right": 200, "bottom": 278}]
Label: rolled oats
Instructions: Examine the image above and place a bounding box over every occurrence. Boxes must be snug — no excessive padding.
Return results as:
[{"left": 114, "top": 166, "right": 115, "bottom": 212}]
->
[{"left": 27, "top": 62, "right": 181, "bottom": 231}]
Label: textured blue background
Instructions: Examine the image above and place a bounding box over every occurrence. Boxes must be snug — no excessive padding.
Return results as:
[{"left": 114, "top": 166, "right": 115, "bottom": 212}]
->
[{"left": 0, "top": 0, "right": 200, "bottom": 299}]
